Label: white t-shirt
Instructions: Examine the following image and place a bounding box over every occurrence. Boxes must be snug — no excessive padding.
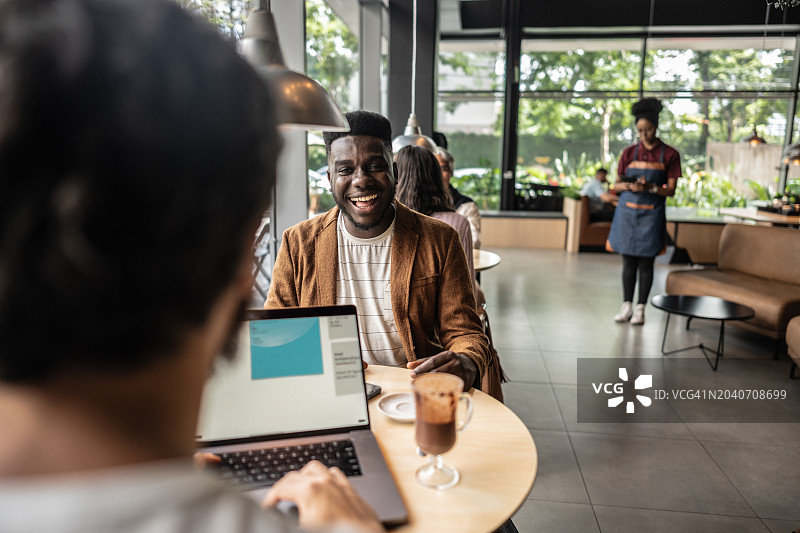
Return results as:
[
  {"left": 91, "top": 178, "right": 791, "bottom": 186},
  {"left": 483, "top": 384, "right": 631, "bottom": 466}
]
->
[
  {"left": 335, "top": 213, "right": 406, "bottom": 366},
  {"left": 580, "top": 179, "right": 606, "bottom": 198},
  {"left": 0, "top": 460, "right": 302, "bottom": 533}
]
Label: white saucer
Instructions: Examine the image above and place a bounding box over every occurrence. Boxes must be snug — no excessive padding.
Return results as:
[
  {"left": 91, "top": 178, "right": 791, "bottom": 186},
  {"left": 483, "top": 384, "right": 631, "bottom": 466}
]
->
[{"left": 377, "top": 392, "right": 416, "bottom": 423}]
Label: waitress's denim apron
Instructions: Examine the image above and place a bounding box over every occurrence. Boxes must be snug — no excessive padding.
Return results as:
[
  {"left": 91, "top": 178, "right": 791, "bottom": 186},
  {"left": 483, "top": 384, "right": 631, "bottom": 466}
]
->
[{"left": 607, "top": 144, "right": 668, "bottom": 257}]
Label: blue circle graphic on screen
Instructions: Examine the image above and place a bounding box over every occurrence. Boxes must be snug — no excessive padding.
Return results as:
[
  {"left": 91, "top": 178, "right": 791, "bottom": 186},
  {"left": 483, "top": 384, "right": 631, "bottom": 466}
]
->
[{"left": 250, "top": 317, "right": 324, "bottom": 380}]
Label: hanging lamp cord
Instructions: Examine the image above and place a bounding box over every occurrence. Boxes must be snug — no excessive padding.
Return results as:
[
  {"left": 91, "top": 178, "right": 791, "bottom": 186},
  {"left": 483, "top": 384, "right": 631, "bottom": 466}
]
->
[{"left": 411, "top": 0, "right": 417, "bottom": 116}]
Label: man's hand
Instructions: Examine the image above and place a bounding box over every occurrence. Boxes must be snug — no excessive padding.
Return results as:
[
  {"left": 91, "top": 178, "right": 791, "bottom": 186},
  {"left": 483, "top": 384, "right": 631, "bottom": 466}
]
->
[
  {"left": 600, "top": 192, "right": 618, "bottom": 206},
  {"left": 193, "top": 452, "right": 221, "bottom": 470},
  {"left": 263, "top": 461, "right": 383, "bottom": 533},
  {"left": 407, "top": 351, "right": 477, "bottom": 387}
]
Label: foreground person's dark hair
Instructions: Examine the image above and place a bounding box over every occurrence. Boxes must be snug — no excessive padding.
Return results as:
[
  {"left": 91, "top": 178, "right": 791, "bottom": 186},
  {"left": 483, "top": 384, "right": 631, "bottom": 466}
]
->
[{"left": 0, "top": 0, "right": 279, "bottom": 382}]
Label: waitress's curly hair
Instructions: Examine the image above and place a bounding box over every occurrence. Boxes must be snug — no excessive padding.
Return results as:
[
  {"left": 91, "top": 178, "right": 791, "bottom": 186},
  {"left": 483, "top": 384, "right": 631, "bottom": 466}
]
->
[
  {"left": 395, "top": 145, "right": 454, "bottom": 216},
  {"left": 632, "top": 98, "right": 663, "bottom": 127}
]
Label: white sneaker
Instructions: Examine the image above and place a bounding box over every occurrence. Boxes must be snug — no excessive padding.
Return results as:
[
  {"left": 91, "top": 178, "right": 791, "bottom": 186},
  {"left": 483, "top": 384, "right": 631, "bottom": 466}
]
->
[
  {"left": 630, "top": 304, "right": 646, "bottom": 325},
  {"left": 614, "top": 302, "right": 633, "bottom": 322}
]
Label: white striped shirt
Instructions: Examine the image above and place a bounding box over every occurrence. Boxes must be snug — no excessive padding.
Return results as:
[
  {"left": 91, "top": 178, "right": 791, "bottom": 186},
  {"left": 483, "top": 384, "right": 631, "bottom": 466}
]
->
[{"left": 335, "top": 213, "right": 406, "bottom": 366}]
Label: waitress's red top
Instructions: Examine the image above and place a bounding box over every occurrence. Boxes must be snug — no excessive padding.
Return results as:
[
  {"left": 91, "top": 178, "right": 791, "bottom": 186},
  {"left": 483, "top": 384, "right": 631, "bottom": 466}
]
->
[{"left": 617, "top": 139, "right": 682, "bottom": 180}]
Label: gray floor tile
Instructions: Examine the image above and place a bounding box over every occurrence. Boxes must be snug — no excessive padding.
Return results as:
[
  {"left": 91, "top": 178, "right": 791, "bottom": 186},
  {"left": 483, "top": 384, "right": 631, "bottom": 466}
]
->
[
  {"left": 688, "top": 423, "right": 800, "bottom": 446},
  {"left": 762, "top": 518, "right": 800, "bottom": 533},
  {"left": 527, "top": 430, "right": 590, "bottom": 504},
  {"left": 541, "top": 351, "right": 584, "bottom": 386},
  {"left": 499, "top": 348, "right": 549, "bottom": 384},
  {"left": 529, "top": 313, "right": 608, "bottom": 330},
  {"left": 535, "top": 325, "right": 621, "bottom": 354},
  {"left": 594, "top": 505, "right": 771, "bottom": 533},
  {"left": 702, "top": 441, "right": 800, "bottom": 521},
  {"left": 484, "top": 306, "right": 533, "bottom": 327},
  {"left": 491, "top": 323, "right": 539, "bottom": 351},
  {"left": 512, "top": 500, "right": 600, "bottom": 533},
  {"left": 503, "top": 382, "right": 566, "bottom": 431},
  {"left": 474, "top": 247, "right": 800, "bottom": 527},
  {"left": 570, "top": 432, "right": 754, "bottom": 516},
  {"left": 614, "top": 319, "right": 674, "bottom": 357}
]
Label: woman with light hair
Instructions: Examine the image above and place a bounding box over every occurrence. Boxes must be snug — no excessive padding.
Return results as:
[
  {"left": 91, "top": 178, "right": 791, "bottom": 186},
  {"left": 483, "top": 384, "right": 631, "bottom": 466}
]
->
[{"left": 436, "top": 147, "right": 482, "bottom": 249}]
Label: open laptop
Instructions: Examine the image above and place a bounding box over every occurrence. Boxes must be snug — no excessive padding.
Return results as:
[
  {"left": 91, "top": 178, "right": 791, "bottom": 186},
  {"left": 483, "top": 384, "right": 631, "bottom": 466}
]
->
[{"left": 196, "top": 305, "right": 407, "bottom": 525}]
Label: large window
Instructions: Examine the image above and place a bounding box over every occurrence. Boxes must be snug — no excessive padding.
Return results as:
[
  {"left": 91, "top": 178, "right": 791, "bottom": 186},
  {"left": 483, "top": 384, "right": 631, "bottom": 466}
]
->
[
  {"left": 643, "top": 37, "right": 799, "bottom": 199},
  {"left": 437, "top": 41, "right": 505, "bottom": 209},
  {"left": 437, "top": 34, "right": 800, "bottom": 208},
  {"left": 516, "top": 39, "right": 642, "bottom": 192},
  {"left": 305, "top": 0, "right": 360, "bottom": 216}
]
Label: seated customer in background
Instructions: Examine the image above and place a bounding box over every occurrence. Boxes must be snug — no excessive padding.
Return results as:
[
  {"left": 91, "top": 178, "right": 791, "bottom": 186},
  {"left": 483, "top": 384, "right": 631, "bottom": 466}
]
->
[
  {"left": 267, "top": 111, "right": 489, "bottom": 388},
  {"left": 0, "top": 1, "right": 381, "bottom": 531},
  {"left": 395, "top": 145, "right": 484, "bottom": 307},
  {"left": 435, "top": 147, "right": 482, "bottom": 249},
  {"left": 580, "top": 167, "right": 617, "bottom": 222}
]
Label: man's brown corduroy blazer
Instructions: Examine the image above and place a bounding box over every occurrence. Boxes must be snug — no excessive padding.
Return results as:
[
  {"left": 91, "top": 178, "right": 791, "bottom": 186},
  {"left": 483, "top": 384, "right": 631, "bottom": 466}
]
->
[{"left": 266, "top": 201, "right": 489, "bottom": 381}]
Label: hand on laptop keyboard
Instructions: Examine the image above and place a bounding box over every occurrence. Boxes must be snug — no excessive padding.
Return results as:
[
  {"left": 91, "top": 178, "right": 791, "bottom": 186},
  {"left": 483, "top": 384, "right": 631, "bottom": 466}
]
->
[
  {"left": 217, "top": 440, "right": 361, "bottom": 488},
  {"left": 264, "top": 461, "right": 384, "bottom": 533}
]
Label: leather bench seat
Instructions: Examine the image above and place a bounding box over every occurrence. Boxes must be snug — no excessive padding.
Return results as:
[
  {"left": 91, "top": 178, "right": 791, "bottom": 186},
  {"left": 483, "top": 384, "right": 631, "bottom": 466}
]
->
[
  {"left": 787, "top": 316, "right": 800, "bottom": 378},
  {"left": 579, "top": 196, "right": 612, "bottom": 248},
  {"left": 666, "top": 269, "right": 800, "bottom": 339},
  {"left": 665, "top": 223, "right": 800, "bottom": 342}
]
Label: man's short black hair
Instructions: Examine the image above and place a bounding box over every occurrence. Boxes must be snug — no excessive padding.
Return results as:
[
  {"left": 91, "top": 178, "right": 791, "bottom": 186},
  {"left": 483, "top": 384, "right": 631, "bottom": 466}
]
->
[
  {"left": 0, "top": 0, "right": 279, "bottom": 382},
  {"left": 323, "top": 110, "right": 393, "bottom": 155},
  {"left": 597, "top": 168, "right": 608, "bottom": 175}
]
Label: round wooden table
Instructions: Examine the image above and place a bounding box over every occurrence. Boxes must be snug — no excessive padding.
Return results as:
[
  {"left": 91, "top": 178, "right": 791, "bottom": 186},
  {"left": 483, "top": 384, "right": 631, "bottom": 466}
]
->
[
  {"left": 473, "top": 249, "right": 502, "bottom": 272},
  {"left": 365, "top": 365, "right": 537, "bottom": 533}
]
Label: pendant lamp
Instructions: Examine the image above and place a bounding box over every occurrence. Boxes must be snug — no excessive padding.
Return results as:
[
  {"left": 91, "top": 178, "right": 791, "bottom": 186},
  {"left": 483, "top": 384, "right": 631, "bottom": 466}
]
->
[
  {"left": 744, "top": 127, "right": 767, "bottom": 146},
  {"left": 391, "top": 0, "right": 437, "bottom": 153},
  {"left": 783, "top": 142, "right": 800, "bottom": 166},
  {"left": 240, "top": 0, "right": 348, "bottom": 131}
]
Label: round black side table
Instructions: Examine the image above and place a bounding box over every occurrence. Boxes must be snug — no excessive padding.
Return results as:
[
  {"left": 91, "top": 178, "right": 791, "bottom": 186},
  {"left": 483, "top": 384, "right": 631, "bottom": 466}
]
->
[{"left": 651, "top": 294, "right": 755, "bottom": 371}]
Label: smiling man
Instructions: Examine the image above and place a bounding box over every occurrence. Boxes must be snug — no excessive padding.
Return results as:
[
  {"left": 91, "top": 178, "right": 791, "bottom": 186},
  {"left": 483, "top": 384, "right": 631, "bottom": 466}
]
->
[{"left": 267, "top": 111, "right": 488, "bottom": 387}]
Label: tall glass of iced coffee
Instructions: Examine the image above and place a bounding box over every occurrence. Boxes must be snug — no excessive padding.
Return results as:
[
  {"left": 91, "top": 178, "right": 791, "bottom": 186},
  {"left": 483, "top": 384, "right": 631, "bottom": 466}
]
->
[{"left": 412, "top": 373, "right": 474, "bottom": 489}]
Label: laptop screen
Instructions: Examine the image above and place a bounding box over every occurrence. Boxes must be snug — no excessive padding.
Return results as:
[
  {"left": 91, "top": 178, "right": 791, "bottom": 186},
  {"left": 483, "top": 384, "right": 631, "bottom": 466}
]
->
[{"left": 196, "top": 306, "right": 369, "bottom": 443}]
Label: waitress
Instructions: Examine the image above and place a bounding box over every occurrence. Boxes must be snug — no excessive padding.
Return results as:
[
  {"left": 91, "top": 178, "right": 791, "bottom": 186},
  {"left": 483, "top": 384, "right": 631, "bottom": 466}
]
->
[{"left": 608, "top": 98, "right": 681, "bottom": 325}]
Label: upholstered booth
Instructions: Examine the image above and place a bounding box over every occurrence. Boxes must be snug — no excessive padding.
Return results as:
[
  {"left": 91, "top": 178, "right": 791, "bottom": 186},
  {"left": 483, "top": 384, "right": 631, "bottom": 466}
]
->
[
  {"left": 787, "top": 316, "right": 800, "bottom": 378},
  {"left": 564, "top": 196, "right": 613, "bottom": 252},
  {"left": 665, "top": 224, "right": 800, "bottom": 347}
]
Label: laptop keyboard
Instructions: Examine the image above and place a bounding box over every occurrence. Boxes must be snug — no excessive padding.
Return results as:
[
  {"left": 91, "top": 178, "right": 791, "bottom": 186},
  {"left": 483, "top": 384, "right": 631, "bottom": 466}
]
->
[{"left": 217, "top": 439, "right": 362, "bottom": 488}]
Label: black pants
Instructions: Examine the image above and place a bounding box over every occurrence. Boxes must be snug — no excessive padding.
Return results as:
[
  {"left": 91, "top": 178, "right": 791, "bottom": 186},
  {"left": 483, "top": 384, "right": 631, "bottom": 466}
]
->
[{"left": 622, "top": 255, "right": 654, "bottom": 305}]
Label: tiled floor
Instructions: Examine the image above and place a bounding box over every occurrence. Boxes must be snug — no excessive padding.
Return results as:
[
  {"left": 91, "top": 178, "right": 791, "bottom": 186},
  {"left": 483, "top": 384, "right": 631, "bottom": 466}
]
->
[{"left": 478, "top": 248, "right": 800, "bottom": 533}]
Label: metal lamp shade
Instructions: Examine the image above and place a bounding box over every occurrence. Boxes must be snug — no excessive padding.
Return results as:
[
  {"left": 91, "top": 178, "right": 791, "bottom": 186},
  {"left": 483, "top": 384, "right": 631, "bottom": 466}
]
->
[
  {"left": 253, "top": 66, "right": 349, "bottom": 130},
  {"left": 744, "top": 128, "right": 767, "bottom": 146},
  {"left": 392, "top": 113, "right": 437, "bottom": 153},
  {"left": 783, "top": 142, "right": 800, "bottom": 165},
  {"left": 241, "top": 9, "right": 348, "bottom": 131}
]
